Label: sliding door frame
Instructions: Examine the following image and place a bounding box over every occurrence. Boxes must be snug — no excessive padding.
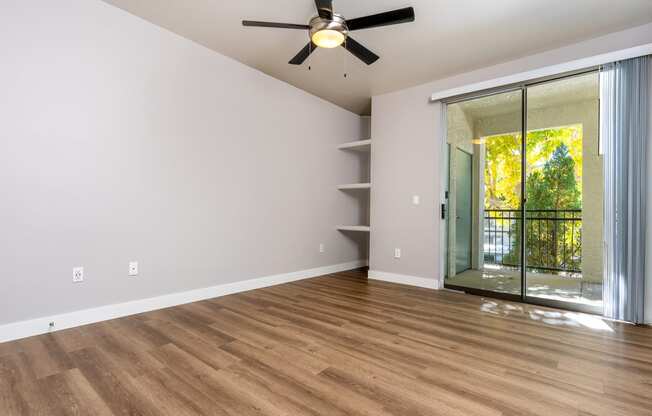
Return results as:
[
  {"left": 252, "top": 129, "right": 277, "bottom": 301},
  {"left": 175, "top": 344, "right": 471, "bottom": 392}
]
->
[
  {"left": 441, "top": 66, "right": 602, "bottom": 315},
  {"left": 521, "top": 87, "right": 528, "bottom": 300}
]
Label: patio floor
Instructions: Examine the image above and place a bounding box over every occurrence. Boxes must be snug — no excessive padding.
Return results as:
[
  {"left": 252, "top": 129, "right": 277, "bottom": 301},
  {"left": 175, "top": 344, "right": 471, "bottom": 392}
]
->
[{"left": 446, "top": 265, "right": 603, "bottom": 308}]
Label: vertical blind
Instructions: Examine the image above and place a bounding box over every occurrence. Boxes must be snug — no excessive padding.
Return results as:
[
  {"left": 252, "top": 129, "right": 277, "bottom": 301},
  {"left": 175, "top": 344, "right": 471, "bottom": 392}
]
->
[{"left": 601, "top": 55, "right": 649, "bottom": 324}]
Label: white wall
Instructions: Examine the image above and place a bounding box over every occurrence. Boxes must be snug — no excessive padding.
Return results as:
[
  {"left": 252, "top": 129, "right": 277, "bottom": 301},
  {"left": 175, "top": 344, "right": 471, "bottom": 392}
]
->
[
  {"left": 0, "top": 0, "right": 367, "bottom": 327},
  {"left": 369, "top": 22, "right": 652, "bottom": 318}
]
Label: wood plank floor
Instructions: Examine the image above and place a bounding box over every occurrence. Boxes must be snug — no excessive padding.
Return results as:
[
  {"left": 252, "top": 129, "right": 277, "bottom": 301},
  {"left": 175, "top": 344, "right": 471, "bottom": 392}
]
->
[{"left": 1, "top": 269, "right": 652, "bottom": 416}]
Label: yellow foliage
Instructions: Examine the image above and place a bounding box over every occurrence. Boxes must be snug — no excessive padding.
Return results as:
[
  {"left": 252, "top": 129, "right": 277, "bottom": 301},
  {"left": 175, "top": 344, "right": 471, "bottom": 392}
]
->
[{"left": 483, "top": 124, "right": 583, "bottom": 209}]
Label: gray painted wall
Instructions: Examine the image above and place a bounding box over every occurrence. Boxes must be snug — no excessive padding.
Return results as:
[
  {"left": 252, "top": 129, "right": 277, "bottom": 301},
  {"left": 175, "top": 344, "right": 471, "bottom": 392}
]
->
[
  {"left": 370, "top": 23, "right": 652, "bottom": 321},
  {"left": 0, "top": 0, "right": 366, "bottom": 325}
]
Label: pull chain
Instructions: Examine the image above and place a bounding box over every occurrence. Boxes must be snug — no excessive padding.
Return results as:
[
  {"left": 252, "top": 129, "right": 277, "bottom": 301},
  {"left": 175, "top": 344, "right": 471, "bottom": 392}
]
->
[{"left": 343, "top": 38, "right": 348, "bottom": 78}]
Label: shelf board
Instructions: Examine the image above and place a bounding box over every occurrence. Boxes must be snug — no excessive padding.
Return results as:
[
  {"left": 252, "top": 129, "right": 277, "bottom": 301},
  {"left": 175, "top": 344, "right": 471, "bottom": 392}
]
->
[
  {"left": 337, "top": 139, "right": 371, "bottom": 151},
  {"left": 337, "top": 183, "right": 371, "bottom": 190},
  {"left": 337, "top": 225, "right": 370, "bottom": 232}
]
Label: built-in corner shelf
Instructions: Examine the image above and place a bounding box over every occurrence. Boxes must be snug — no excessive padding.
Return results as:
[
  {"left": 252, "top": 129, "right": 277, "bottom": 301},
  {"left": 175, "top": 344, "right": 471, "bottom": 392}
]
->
[
  {"left": 337, "top": 183, "right": 371, "bottom": 190},
  {"left": 337, "top": 139, "right": 371, "bottom": 152},
  {"left": 336, "top": 119, "right": 371, "bottom": 238},
  {"left": 337, "top": 225, "right": 371, "bottom": 232}
]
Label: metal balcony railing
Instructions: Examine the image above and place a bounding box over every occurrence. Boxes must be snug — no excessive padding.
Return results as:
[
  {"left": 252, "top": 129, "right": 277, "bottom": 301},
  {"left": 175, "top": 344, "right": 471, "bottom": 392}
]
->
[{"left": 484, "top": 209, "right": 582, "bottom": 274}]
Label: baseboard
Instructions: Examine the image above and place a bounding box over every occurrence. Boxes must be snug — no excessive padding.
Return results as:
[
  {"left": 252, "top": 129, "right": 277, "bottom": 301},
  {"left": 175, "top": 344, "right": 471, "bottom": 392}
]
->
[
  {"left": 0, "top": 260, "right": 367, "bottom": 344},
  {"left": 368, "top": 270, "right": 440, "bottom": 290}
]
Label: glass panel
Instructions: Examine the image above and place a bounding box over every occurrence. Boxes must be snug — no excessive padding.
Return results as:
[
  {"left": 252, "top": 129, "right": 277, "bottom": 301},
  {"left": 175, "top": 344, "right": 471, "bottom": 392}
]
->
[
  {"left": 525, "top": 72, "right": 602, "bottom": 309},
  {"left": 455, "top": 149, "right": 472, "bottom": 273},
  {"left": 445, "top": 90, "right": 523, "bottom": 296}
]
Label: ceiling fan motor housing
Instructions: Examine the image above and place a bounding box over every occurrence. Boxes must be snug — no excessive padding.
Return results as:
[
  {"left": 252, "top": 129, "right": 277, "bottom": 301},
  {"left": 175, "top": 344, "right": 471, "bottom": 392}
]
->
[
  {"left": 309, "top": 13, "right": 349, "bottom": 41},
  {"left": 242, "top": 3, "right": 415, "bottom": 65}
]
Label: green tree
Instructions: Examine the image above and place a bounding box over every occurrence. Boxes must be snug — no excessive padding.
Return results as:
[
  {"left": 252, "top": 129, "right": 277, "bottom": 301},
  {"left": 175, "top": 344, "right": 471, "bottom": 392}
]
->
[
  {"left": 483, "top": 129, "right": 583, "bottom": 272},
  {"left": 483, "top": 125, "right": 583, "bottom": 209},
  {"left": 526, "top": 143, "right": 580, "bottom": 211},
  {"left": 525, "top": 143, "right": 581, "bottom": 271}
]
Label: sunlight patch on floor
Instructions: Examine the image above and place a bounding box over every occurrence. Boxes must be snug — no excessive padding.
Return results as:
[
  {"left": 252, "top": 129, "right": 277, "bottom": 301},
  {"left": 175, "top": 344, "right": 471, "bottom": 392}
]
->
[
  {"left": 526, "top": 308, "right": 614, "bottom": 332},
  {"left": 478, "top": 300, "right": 613, "bottom": 332}
]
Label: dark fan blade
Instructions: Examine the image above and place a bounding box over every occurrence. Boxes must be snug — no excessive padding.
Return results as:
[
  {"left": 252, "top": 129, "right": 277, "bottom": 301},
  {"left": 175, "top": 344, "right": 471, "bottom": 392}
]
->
[
  {"left": 315, "top": 0, "right": 333, "bottom": 19},
  {"left": 242, "top": 21, "right": 310, "bottom": 30},
  {"left": 289, "top": 42, "right": 317, "bottom": 65},
  {"left": 346, "top": 7, "right": 415, "bottom": 31},
  {"left": 343, "top": 36, "right": 379, "bottom": 65}
]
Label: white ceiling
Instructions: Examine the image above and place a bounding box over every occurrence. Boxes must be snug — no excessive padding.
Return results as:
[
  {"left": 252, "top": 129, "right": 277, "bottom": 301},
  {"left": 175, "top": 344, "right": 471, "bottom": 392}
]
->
[{"left": 102, "top": 0, "right": 652, "bottom": 114}]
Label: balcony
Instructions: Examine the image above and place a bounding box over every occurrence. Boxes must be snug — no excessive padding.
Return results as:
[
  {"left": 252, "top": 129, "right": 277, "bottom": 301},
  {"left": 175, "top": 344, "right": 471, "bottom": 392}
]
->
[
  {"left": 484, "top": 209, "right": 582, "bottom": 274},
  {"left": 446, "top": 208, "right": 601, "bottom": 308}
]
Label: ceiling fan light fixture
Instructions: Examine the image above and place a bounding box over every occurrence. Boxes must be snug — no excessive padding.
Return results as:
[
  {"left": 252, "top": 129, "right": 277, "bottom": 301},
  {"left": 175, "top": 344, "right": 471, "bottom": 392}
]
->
[
  {"left": 312, "top": 29, "right": 345, "bottom": 48},
  {"left": 243, "top": 3, "right": 416, "bottom": 66}
]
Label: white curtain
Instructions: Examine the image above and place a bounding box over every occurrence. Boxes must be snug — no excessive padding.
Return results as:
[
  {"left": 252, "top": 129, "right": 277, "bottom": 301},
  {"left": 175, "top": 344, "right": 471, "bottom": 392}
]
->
[{"left": 601, "top": 55, "right": 649, "bottom": 323}]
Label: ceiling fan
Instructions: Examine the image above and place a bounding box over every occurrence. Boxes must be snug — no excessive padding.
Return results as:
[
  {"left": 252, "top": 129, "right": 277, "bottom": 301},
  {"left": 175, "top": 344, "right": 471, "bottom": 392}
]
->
[{"left": 242, "top": 0, "right": 415, "bottom": 66}]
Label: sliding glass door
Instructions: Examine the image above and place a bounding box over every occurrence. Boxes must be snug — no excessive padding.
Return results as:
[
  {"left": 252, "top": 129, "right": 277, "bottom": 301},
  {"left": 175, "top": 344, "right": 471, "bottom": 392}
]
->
[
  {"left": 524, "top": 72, "right": 602, "bottom": 311},
  {"left": 444, "top": 71, "right": 602, "bottom": 313},
  {"left": 444, "top": 89, "right": 524, "bottom": 300}
]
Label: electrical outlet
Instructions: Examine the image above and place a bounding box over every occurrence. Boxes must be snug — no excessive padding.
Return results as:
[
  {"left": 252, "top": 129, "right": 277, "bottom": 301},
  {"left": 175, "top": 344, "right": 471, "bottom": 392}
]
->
[
  {"left": 129, "top": 261, "right": 138, "bottom": 276},
  {"left": 394, "top": 248, "right": 401, "bottom": 259},
  {"left": 319, "top": 243, "right": 325, "bottom": 253},
  {"left": 72, "top": 267, "right": 84, "bottom": 283},
  {"left": 412, "top": 195, "right": 420, "bottom": 205}
]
